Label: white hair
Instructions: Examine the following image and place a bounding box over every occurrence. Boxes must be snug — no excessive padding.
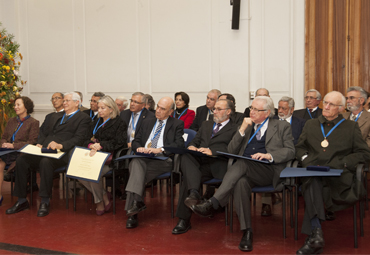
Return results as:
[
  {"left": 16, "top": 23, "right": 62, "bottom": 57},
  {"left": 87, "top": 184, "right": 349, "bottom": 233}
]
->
[{"left": 64, "top": 92, "right": 81, "bottom": 108}]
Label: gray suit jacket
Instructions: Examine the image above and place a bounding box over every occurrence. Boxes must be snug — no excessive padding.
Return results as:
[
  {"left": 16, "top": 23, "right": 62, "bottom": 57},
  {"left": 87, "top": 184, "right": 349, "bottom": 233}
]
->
[
  {"left": 342, "top": 110, "right": 370, "bottom": 148},
  {"left": 228, "top": 118, "right": 295, "bottom": 189}
]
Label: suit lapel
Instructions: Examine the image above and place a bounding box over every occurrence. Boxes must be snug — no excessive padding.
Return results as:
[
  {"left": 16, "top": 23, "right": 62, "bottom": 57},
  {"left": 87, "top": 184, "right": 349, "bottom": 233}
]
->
[
  {"left": 212, "top": 121, "right": 232, "bottom": 139},
  {"left": 265, "top": 119, "right": 277, "bottom": 145},
  {"left": 143, "top": 118, "right": 157, "bottom": 144},
  {"left": 163, "top": 117, "right": 174, "bottom": 144},
  {"left": 357, "top": 111, "right": 369, "bottom": 128}
]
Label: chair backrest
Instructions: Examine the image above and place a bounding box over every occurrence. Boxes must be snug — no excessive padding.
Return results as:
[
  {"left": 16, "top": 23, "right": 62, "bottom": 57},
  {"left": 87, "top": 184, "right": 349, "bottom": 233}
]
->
[{"left": 183, "top": 129, "right": 197, "bottom": 147}]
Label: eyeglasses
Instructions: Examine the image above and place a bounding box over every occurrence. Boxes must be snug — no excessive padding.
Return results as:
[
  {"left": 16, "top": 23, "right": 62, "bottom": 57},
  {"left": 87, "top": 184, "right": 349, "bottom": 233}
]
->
[
  {"left": 345, "top": 96, "right": 361, "bottom": 101},
  {"left": 323, "top": 101, "right": 342, "bottom": 108},
  {"left": 89, "top": 100, "right": 98, "bottom": 103},
  {"left": 63, "top": 99, "right": 74, "bottom": 103},
  {"left": 207, "top": 96, "right": 216, "bottom": 102},
  {"left": 50, "top": 97, "right": 62, "bottom": 102},
  {"left": 278, "top": 106, "right": 290, "bottom": 111},
  {"left": 130, "top": 99, "right": 143, "bottom": 105},
  {"left": 249, "top": 106, "right": 267, "bottom": 112},
  {"left": 305, "top": 96, "right": 317, "bottom": 100},
  {"left": 213, "top": 108, "right": 229, "bottom": 112}
]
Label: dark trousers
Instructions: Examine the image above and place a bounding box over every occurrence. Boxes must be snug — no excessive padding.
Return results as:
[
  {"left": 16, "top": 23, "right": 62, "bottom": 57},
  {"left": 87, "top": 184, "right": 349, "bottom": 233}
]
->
[
  {"left": 214, "top": 159, "right": 275, "bottom": 230},
  {"left": 14, "top": 153, "right": 68, "bottom": 199},
  {"left": 175, "top": 153, "right": 227, "bottom": 220}
]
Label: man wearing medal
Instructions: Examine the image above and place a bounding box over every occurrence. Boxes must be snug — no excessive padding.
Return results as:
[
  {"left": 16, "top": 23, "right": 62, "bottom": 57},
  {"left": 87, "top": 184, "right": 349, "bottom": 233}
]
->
[
  {"left": 293, "top": 89, "right": 323, "bottom": 120},
  {"left": 6, "top": 92, "right": 91, "bottom": 217},
  {"left": 120, "top": 92, "right": 155, "bottom": 148},
  {"left": 124, "top": 97, "right": 184, "bottom": 229},
  {"left": 295, "top": 91, "right": 370, "bottom": 255},
  {"left": 191, "top": 96, "right": 295, "bottom": 252}
]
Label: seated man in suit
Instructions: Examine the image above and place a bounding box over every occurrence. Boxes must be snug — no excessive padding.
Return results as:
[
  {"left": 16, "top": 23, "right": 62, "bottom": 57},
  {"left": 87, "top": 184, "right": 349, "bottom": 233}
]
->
[
  {"left": 218, "top": 93, "right": 244, "bottom": 126},
  {"left": 120, "top": 92, "right": 155, "bottom": 148},
  {"left": 276, "top": 96, "right": 306, "bottom": 145},
  {"left": 243, "top": 88, "right": 278, "bottom": 117},
  {"left": 172, "top": 99, "right": 237, "bottom": 235},
  {"left": 293, "top": 89, "right": 322, "bottom": 120},
  {"left": 190, "top": 89, "right": 221, "bottom": 131},
  {"left": 83, "top": 92, "right": 105, "bottom": 121},
  {"left": 40, "top": 92, "right": 64, "bottom": 135},
  {"left": 6, "top": 92, "right": 91, "bottom": 217},
  {"left": 295, "top": 91, "right": 370, "bottom": 254},
  {"left": 192, "top": 96, "right": 295, "bottom": 252},
  {"left": 125, "top": 97, "right": 184, "bottom": 229}
]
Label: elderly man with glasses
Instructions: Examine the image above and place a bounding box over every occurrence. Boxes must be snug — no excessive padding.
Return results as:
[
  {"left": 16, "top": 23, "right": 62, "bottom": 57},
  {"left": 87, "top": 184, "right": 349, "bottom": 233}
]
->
[
  {"left": 293, "top": 89, "right": 323, "bottom": 120},
  {"left": 83, "top": 92, "right": 105, "bottom": 121},
  {"left": 172, "top": 99, "right": 237, "bottom": 235},
  {"left": 120, "top": 92, "right": 155, "bottom": 148},
  {"left": 191, "top": 96, "right": 295, "bottom": 252},
  {"left": 292, "top": 91, "right": 370, "bottom": 254}
]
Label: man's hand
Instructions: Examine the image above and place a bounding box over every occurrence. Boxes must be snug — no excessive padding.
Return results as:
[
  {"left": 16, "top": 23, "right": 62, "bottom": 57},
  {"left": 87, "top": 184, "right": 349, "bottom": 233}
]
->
[
  {"left": 240, "top": 118, "right": 253, "bottom": 135},
  {"left": 147, "top": 148, "right": 162, "bottom": 154},
  {"left": 127, "top": 142, "right": 132, "bottom": 148},
  {"left": 198, "top": 147, "right": 212, "bottom": 156},
  {"left": 47, "top": 141, "right": 63, "bottom": 150},
  {"left": 251, "top": 153, "right": 271, "bottom": 161},
  {"left": 188, "top": 146, "right": 197, "bottom": 151},
  {"left": 36, "top": 144, "right": 43, "bottom": 148},
  {"left": 1, "top": 143, "right": 14, "bottom": 149}
]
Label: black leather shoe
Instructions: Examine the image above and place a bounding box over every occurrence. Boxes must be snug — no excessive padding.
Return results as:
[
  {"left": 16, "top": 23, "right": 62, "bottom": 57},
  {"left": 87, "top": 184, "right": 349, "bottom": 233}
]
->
[
  {"left": 239, "top": 229, "right": 253, "bottom": 251},
  {"left": 184, "top": 191, "right": 201, "bottom": 209},
  {"left": 296, "top": 228, "right": 324, "bottom": 255},
  {"left": 296, "top": 237, "right": 323, "bottom": 254},
  {"left": 172, "top": 219, "right": 191, "bottom": 234},
  {"left": 126, "top": 215, "right": 138, "bottom": 229},
  {"left": 261, "top": 204, "right": 272, "bottom": 217},
  {"left": 325, "top": 211, "right": 336, "bottom": 221},
  {"left": 6, "top": 201, "right": 30, "bottom": 214},
  {"left": 37, "top": 203, "right": 50, "bottom": 217},
  {"left": 190, "top": 199, "right": 214, "bottom": 217},
  {"left": 126, "top": 201, "right": 146, "bottom": 217},
  {"left": 3, "top": 173, "right": 12, "bottom": 182}
]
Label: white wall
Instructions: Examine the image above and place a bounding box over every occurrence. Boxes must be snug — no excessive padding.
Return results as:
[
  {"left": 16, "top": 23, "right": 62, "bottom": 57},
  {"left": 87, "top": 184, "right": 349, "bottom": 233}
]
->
[{"left": 0, "top": 0, "right": 305, "bottom": 123}]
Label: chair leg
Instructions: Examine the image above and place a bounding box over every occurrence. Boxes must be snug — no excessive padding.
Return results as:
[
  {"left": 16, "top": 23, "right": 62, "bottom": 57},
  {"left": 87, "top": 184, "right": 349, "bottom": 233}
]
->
[
  {"left": 73, "top": 179, "right": 77, "bottom": 211},
  {"left": 66, "top": 177, "right": 69, "bottom": 209},
  {"left": 354, "top": 204, "right": 358, "bottom": 248},
  {"left": 282, "top": 188, "right": 286, "bottom": 239},
  {"left": 171, "top": 173, "right": 174, "bottom": 218},
  {"left": 113, "top": 169, "right": 116, "bottom": 215},
  {"left": 151, "top": 181, "right": 154, "bottom": 198},
  {"left": 360, "top": 200, "right": 364, "bottom": 237},
  {"left": 253, "top": 192, "right": 256, "bottom": 206},
  {"left": 230, "top": 195, "right": 233, "bottom": 233},
  {"left": 295, "top": 184, "right": 298, "bottom": 241},
  {"left": 365, "top": 176, "right": 369, "bottom": 211}
]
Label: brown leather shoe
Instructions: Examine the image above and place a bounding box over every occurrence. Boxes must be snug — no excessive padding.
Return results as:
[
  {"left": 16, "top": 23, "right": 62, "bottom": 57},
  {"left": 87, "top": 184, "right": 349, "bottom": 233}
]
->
[{"left": 261, "top": 203, "right": 272, "bottom": 217}]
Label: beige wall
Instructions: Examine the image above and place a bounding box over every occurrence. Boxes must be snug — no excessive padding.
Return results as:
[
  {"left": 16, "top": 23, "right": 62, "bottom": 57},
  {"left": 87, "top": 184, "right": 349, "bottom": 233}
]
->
[{"left": 0, "top": 0, "right": 305, "bottom": 123}]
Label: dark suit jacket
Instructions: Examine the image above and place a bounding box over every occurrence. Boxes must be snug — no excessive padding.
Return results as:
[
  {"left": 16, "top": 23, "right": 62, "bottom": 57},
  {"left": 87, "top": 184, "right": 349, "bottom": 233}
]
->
[
  {"left": 342, "top": 110, "right": 370, "bottom": 148},
  {"left": 190, "top": 105, "right": 211, "bottom": 131},
  {"left": 230, "top": 112, "right": 244, "bottom": 126},
  {"left": 132, "top": 117, "right": 184, "bottom": 151},
  {"left": 120, "top": 108, "right": 154, "bottom": 136},
  {"left": 83, "top": 109, "right": 98, "bottom": 121},
  {"left": 189, "top": 120, "right": 237, "bottom": 179},
  {"left": 38, "top": 110, "right": 91, "bottom": 152},
  {"left": 273, "top": 116, "right": 306, "bottom": 145},
  {"left": 244, "top": 107, "right": 278, "bottom": 118},
  {"left": 228, "top": 118, "right": 295, "bottom": 190},
  {"left": 293, "top": 107, "right": 322, "bottom": 121},
  {"left": 83, "top": 117, "right": 127, "bottom": 152}
]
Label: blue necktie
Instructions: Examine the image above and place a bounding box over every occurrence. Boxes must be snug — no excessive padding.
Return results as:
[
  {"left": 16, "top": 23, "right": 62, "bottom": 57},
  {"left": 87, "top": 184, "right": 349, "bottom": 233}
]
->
[{"left": 150, "top": 120, "right": 163, "bottom": 148}]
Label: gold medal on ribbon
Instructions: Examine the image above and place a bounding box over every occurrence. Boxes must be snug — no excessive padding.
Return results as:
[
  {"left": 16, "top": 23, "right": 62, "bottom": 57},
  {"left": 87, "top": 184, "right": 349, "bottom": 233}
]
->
[
  {"left": 321, "top": 138, "right": 329, "bottom": 148},
  {"left": 91, "top": 136, "right": 95, "bottom": 142},
  {"left": 147, "top": 142, "right": 152, "bottom": 148},
  {"left": 131, "top": 131, "right": 135, "bottom": 138}
]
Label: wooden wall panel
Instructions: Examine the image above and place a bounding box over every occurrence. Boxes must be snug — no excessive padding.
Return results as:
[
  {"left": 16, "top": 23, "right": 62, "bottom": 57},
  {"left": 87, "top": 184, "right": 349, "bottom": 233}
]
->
[{"left": 360, "top": 0, "right": 370, "bottom": 91}]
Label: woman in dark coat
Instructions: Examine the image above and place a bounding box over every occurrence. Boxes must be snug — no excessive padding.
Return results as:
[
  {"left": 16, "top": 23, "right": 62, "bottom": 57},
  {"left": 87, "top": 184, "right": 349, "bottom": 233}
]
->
[
  {"left": 0, "top": 96, "right": 39, "bottom": 205},
  {"left": 80, "top": 96, "right": 127, "bottom": 215}
]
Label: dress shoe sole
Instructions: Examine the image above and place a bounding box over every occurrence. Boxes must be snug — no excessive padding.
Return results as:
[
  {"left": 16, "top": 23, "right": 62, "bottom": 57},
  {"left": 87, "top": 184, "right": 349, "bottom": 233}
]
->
[
  {"left": 37, "top": 210, "right": 49, "bottom": 217},
  {"left": 172, "top": 225, "right": 191, "bottom": 235},
  {"left": 184, "top": 197, "right": 199, "bottom": 209},
  {"left": 296, "top": 247, "right": 323, "bottom": 255},
  {"left": 238, "top": 244, "right": 253, "bottom": 252},
  {"left": 126, "top": 205, "right": 147, "bottom": 217},
  {"left": 190, "top": 206, "right": 213, "bottom": 218}
]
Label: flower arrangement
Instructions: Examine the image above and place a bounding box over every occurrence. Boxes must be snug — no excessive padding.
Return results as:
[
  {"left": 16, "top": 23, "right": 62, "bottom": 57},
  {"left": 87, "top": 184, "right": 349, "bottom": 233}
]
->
[{"left": 0, "top": 22, "right": 25, "bottom": 137}]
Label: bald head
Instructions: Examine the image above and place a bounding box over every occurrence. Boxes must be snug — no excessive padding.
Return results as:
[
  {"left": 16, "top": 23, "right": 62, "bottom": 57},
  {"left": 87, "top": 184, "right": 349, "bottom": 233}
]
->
[{"left": 156, "top": 97, "right": 175, "bottom": 120}]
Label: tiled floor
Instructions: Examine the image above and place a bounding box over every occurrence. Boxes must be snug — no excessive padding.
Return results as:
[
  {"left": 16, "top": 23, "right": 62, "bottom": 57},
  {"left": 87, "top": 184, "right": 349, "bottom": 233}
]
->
[{"left": 0, "top": 177, "right": 369, "bottom": 254}]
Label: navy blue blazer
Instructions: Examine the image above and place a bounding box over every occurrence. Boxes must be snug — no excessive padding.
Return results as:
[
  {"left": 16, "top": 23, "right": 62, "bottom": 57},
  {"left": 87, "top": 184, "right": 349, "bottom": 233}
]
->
[{"left": 273, "top": 115, "right": 306, "bottom": 145}]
